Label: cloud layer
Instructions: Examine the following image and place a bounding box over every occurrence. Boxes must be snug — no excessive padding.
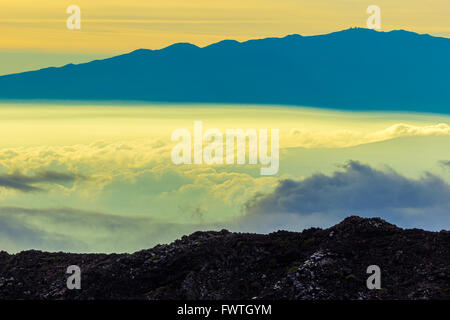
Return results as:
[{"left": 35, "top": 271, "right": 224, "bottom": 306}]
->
[
  {"left": 2, "top": 161, "right": 450, "bottom": 253},
  {"left": 0, "top": 104, "right": 448, "bottom": 253},
  {"left": 289, "top": 123, "right": 450, "bottom": 148}
]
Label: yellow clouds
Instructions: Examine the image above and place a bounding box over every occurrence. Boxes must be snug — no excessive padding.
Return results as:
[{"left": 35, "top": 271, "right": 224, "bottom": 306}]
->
[
  {"left": 289, "top": 123, "right": 450, "bottom": 148},
  {"left": 0, "top": 137, "right": 278, "bottom": 221},
  {"left": 369, "top": 123, "right": 450, "bottom": 140},
  {"left": 0, "top": 133, "right": 278, "bottom": 223}
]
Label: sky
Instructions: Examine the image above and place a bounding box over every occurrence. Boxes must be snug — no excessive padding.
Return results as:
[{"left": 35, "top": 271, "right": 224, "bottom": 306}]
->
[
  {"left": 0, "top": 0, "right": 449, "bottom": 75},
  {"left": 0, "top": 1, "right": 449, "bottom": 253}
]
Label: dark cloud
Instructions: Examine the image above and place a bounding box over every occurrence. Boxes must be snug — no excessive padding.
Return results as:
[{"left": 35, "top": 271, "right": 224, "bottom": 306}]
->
[
  {"left": 243, "top": 161, "right": 450, "bottom": 231},
  {"left": 0, "top": 170, "right": 85, "bottom": 192}
]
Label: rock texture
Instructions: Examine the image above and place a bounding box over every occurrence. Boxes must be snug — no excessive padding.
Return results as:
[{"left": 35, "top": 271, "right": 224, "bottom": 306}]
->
[{"left": 0, "top": 216, "right": 449, "bottom": 300}]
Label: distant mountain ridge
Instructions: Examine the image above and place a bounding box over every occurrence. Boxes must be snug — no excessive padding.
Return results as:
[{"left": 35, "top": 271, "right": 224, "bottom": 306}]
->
[{"left": 0, "top": 28, "right": 449, "bottom": 113}]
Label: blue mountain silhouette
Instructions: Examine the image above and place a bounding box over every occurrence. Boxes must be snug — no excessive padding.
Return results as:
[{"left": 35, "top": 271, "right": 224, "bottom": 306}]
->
[{"left": 0, "top": 28, "right": 449, "bottom": 113}]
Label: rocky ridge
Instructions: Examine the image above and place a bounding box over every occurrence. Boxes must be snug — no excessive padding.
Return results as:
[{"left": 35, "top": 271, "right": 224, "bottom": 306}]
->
[{"left": 0, "top": 216, "right": 449, "bottom": 300}]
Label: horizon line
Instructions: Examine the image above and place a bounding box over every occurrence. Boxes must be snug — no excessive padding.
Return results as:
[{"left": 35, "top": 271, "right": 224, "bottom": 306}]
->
[{"left": 1, "top": 27, "right": 448, "bottom": 78}]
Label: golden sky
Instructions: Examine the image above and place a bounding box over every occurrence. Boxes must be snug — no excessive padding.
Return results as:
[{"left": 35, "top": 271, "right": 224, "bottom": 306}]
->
[{"left": 0, "top": 0, "right": 449, "bottom": 74}]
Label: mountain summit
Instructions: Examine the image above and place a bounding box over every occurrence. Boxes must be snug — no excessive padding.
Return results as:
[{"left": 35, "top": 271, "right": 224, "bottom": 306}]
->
[{"left": 0, "top": 28, "right": 449, "bottom": 112}]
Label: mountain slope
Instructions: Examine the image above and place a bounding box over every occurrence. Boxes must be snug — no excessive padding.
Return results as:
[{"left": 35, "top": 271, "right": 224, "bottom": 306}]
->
[
  {"left": 0, "top": 28, "right": 449, "bottom": 112},
  {"left": 0, "top": 216, "right": 449, "bottom": 300}
]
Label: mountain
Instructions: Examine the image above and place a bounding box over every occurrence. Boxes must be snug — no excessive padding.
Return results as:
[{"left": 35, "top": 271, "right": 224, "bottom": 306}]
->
[
  {"left": 0, "top": 28, "right": 449, "bottom": 113},
  {"left": 0, "top": 216, "right": 449, "bottom": 300}
]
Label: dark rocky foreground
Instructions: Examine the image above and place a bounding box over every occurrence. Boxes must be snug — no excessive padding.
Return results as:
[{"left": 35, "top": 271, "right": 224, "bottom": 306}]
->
[{"left": 0, "top": 216, "right": 449, "bottom": 300}]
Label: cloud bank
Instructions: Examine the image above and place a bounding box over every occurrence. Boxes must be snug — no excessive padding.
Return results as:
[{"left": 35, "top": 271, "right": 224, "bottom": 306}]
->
[
  {"left": 289, "top": 123, "right": 450, "bottom": 148},
  {"left": 243, "top": 161, "right": 450, "bottom": 231}
]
